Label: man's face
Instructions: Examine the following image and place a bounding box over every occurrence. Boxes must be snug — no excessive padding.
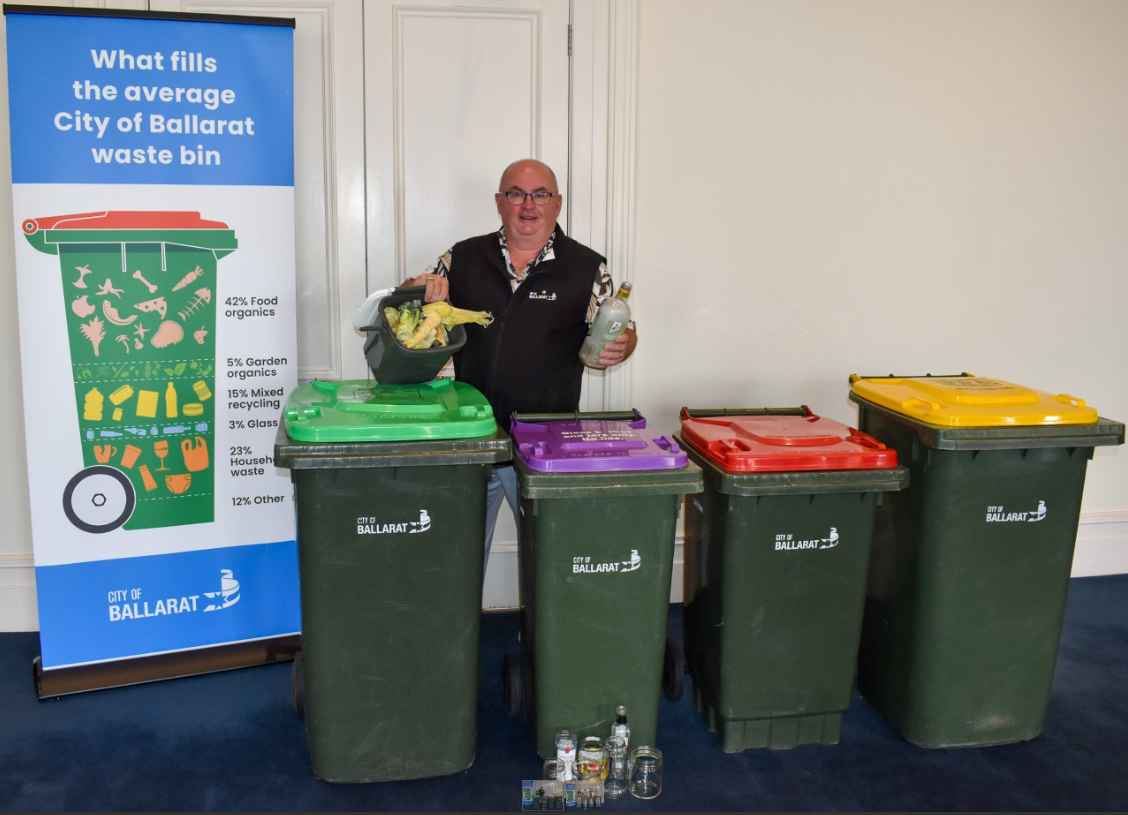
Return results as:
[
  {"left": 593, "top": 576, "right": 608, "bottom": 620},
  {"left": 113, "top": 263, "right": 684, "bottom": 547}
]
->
[{"left": 495, "top": 161, "right": 562, "bottom": 247}]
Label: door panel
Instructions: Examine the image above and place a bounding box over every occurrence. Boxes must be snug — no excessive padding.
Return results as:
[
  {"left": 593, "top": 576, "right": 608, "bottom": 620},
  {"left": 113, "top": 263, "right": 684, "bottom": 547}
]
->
[{"left": 364, "top": 0, "right": 570, "bottom": 292}]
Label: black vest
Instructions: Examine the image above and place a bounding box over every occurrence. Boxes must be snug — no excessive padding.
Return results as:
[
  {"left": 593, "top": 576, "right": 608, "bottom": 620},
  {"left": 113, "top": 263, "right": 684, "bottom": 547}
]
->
[{"left": 446, "top": 229, "right": 605, "bottom": 429}]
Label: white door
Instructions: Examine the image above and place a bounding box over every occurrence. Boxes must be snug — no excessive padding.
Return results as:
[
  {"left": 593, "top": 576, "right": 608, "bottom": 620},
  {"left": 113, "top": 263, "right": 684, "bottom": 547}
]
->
[{"left": 363, "top": 0, "right": 571, "bottom": 297}]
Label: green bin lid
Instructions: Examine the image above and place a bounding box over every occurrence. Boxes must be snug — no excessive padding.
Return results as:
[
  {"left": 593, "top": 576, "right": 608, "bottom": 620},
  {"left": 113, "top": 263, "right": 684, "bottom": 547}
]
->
[{"left": 283, "top": 378, "right": 497, "bottom": 442}]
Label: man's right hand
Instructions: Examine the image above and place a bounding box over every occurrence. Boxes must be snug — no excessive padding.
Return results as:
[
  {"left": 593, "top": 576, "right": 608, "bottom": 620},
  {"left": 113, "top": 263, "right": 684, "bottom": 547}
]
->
[{"left": 406, "top": 272, "right": 449, "bottom": 303}]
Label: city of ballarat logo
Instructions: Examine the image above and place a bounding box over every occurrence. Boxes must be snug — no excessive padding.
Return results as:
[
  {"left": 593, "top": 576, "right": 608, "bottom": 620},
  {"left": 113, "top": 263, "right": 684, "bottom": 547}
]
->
[
  {"left": 774, "top": 527, "right": 840, "bottom": 551},
  {"left": 203, "top": 568, "right": 241, "bottom": 612},
  {"left": 572, "top": 549, "right": 641, "bottom": 574},
  {"left": 986, "top": 500, "right": 1047, "bottom": 523},
  {"left": 528, "top": 289, "right": 557, "bottom": 301},
  {"left": 357, "top": 510, "right": 432, "bottom": 535}
]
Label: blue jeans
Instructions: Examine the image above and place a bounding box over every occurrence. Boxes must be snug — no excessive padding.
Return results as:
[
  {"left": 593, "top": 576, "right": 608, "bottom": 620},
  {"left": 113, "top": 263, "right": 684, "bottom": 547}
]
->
[{"left": 484, "top": 463, "right": 519, "bottom": 562}]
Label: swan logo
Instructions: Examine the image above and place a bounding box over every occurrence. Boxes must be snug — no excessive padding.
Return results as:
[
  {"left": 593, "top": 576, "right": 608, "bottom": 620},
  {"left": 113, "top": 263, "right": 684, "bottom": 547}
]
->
[
  {"left": 203, "top": 569, "right": 240, "bottom": 612},
  {"left": 357, "top": 510, "right": 432, "bottom": 535},
  {"left": 985, "top": 501, "right": 1047, "bottom": 523}
]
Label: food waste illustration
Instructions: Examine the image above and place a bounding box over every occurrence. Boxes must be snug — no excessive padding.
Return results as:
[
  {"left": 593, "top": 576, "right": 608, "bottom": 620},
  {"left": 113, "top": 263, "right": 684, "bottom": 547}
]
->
[{"left": 24, "top": 211, "right": 238, "bottom": 533}]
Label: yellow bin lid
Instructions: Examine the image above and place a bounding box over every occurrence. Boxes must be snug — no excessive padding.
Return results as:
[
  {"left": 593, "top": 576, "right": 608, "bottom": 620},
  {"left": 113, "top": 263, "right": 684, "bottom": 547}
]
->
[{"left": 848, "top": 373, "right": 1099, "bottom": 427}]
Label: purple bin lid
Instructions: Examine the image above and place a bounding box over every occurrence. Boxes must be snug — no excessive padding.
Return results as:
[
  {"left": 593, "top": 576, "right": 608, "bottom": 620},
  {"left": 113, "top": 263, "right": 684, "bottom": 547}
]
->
[{"left": 510, "top": 413, "right": 688, "bottom": 472}]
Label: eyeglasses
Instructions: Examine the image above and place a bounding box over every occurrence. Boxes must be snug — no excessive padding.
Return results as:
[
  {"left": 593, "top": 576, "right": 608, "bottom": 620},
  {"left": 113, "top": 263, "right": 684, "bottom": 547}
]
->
[{"left": 500, "top": 189, "right": 559, "bottom": 206}]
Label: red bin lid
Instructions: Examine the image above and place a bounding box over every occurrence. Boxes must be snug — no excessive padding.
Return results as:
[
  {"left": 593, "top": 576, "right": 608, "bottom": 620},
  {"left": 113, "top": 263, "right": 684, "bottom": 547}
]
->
[{"left": 678, "top": 407, "right": 898, "bottom": 472}]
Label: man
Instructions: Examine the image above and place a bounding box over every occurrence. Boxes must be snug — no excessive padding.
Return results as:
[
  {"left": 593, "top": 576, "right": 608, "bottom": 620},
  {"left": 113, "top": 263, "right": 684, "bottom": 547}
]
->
[{"left": 406, "top": 158, "right": 637, "bottom": 558}]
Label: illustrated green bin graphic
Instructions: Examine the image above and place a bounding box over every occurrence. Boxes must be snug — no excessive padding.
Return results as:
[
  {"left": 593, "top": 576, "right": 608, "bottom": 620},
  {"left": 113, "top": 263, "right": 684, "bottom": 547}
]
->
[
  {"left": 848, "top": 374, "right": 1125, "bottom": 748},
  {"left": 675, "top": 407, "right": 908, "bottom": 751},
  {"left": 503, "top": 411, "right": 703, "bottom": 759},
  {"left": 275, "top": 378, "right": 510, "bottom": 783},
  {"left": 24, "top": 211, "right": 236, "bottom": 533}
]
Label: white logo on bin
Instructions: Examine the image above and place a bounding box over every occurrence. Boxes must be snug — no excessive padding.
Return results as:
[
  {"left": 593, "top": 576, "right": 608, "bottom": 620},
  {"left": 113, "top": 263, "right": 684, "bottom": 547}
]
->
[
  {"left": 357, "top": 510, "right": 432, "bottom": 535},
  {"left": 203, "top": 569, "right": 241, "bottom": 612},
  {"left": 572, "top": 549, "right": 641, "bottom": 574},
  {"left": 774, "top": 527, "right": 840, "bottom": 551},
  {"left": 985, "top": 501, "right": 1047, "bottom": 523}
]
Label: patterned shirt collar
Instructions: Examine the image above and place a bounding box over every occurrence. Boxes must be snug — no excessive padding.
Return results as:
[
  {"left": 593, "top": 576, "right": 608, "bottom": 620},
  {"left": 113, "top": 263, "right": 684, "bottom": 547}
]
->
[{"left": 498, "top": 227, "right": 556, "bottom": 287}]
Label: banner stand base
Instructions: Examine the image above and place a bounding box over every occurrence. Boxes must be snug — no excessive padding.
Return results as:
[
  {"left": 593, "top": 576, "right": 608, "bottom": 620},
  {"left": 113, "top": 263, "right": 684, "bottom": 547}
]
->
[{"left": 33, "top": 635, "right": 301, "bottom": 698}]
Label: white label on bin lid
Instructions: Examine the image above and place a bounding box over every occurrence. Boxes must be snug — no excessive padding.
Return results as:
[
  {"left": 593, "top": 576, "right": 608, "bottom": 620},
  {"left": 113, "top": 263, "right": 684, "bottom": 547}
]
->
[{"left": 986, "top": 501, "right": 1047, "bottom": 523}]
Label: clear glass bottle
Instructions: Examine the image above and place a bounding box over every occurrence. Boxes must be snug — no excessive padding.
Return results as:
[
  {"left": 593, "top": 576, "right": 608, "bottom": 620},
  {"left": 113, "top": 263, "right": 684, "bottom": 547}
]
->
[
  {"left": 610, "top": 705, "right": 629, "bottom": 753},
  {"left": 604, "top": 735, "right": 629, "bottom": 799},
  {"left": 578, "top": 282, "right": 632, "bottom": 369}
]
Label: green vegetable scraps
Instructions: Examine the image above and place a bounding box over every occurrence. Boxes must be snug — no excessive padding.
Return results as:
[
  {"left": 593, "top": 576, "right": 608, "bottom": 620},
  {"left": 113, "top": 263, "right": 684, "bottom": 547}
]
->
[{"left": 385, "top": 300, "right": 493, "bottom": 349}]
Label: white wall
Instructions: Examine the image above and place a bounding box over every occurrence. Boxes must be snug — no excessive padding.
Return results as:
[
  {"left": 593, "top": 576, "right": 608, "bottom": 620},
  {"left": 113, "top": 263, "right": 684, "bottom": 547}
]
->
[{"left": 629, "top": 0, "right": 1128, "bottom": 539}]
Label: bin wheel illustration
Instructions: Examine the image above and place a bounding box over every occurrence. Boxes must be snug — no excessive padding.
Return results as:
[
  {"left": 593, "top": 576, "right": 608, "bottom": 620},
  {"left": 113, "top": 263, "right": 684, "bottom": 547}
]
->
[
  {"left": 292, "top": 650, "right": 305, "bottom": 719},
  {"left": 502, "top": 652, "right": 523, "bottom": 718},
  {"left": 662, "top": 638, "right": 685, "bottom": 702},
  {"left": 62, "top": 466, "right": 135, "bottom": 533}
]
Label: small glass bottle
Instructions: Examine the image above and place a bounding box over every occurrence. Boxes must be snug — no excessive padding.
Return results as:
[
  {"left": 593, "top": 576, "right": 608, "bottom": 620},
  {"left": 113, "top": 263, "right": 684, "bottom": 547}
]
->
[
  {"left": 555, "top": 729, "right": 577, "bottom": 781},
  {"left": 578, "top": 281, "right": 632, "bottom": 369},
  {"left": 604, "top": 735, "right": 629, "bottom": 799},
  {"left": 610, "top": 705, "right": 629, "bottom": 753}
]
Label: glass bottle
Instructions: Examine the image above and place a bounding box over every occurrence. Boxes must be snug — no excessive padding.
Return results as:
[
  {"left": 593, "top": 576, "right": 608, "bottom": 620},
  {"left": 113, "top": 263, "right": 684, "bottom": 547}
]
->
[
  {"left": 578, "top": 282, "right": 632, "bottom": 369},
  {"left": 610, "top": 705, "right": 629, "bottom": 753},
  {"left": 604, "top": 735, "right": 629, "bottom": 799}
]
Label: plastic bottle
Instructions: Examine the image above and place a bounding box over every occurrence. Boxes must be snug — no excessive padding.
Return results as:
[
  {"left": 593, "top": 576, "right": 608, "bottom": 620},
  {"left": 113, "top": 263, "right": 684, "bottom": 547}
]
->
[
  {"left": 165, "top": 382, "right": 178, "bottom": 418},
  {"left": 578, "top": 282, "right": 632, "bottom": 369},
  {"left": 611, "top": 705, "right": 630, "bottom": 753}
]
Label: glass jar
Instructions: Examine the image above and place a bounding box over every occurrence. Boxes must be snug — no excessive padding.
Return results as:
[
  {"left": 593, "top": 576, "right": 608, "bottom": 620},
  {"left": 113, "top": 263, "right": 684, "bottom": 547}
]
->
[
  {"left": 554, "top": 730, "right": 577, "bottom": 781},
  {"left": 576, "top": 735, "right": 606, "bottom": 782},
  {"left": 629, "top": 745, "right": 663, "bottom": 799}
]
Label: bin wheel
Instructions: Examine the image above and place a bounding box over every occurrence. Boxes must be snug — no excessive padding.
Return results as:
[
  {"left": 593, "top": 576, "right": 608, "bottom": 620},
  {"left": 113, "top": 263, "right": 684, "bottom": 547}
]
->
[
  {"left": 502, "top": 652, "right": 523, "bottom": 718},
  {"left": 662, "top": 638, "right": 685, "bottom": 702},
  {"left": 62, "top": 466, "right": 136, "bottom": 533},
  {"left": 291, "top": 650, "right": 304, "bottom": 719}
]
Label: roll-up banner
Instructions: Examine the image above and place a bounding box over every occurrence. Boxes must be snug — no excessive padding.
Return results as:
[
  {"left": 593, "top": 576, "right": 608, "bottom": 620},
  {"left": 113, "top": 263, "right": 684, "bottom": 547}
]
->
[{"left": 4, "top": 6, "right": 300, "bottom": 695}]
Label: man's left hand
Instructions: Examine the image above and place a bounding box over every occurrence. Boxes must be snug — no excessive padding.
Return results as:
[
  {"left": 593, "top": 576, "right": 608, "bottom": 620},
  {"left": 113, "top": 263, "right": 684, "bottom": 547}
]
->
[{"left": 597, "top": 327, "right": 637, "bottom": 367}]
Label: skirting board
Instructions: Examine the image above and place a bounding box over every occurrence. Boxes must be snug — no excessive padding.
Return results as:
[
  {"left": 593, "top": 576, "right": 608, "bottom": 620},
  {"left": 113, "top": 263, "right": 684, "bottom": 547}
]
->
[{"left": 3, "top": 512, "right": 1127, "bottom": 631}]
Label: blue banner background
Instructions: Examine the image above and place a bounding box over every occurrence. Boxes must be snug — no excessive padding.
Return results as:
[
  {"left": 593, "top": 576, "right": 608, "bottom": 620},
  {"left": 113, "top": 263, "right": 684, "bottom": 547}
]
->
[
  {"left": 35, "top": 541, "right": 300, "bottom": 668},
  {"left": 6, "top": 12, "right": 293, "bottom": 186}
]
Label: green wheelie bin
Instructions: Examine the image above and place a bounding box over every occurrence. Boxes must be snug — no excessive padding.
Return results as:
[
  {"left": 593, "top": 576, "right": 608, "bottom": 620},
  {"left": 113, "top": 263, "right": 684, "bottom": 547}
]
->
[
  {"left": 849, "top": 373, "right": 1125, "bottom": 748},
  {"left": 275, "top": 377, "right": 509, "bottom": 782},
  {"left": 502, "top": 411, "right": 703, "bottom": 759},
  {"left": 675, "top": 407, "right": 908, "bottom": 751}
]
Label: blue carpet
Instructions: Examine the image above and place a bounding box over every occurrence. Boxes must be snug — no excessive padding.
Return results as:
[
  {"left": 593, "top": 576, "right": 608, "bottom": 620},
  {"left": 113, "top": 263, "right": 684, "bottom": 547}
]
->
[{"left": 1, "top": 573, "right": 1126, "bottom": 811}]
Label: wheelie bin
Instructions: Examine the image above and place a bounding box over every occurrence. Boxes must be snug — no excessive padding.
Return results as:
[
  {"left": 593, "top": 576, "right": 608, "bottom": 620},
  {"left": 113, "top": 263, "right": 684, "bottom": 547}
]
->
[
  {"left": 275, "top": 376, "right": 509, "bottom": 782},
  {"left": 674, "top": 407, "right": 908, "bottom": 751},
  {"left": 24, "top": 210, "right": 236, "bottom": 533},
  {"left": 849, "top": 373, "right": 1125, "bottom": 748},
  {"left": 502, "top": 411, "right": 703, "bottom": 759}
]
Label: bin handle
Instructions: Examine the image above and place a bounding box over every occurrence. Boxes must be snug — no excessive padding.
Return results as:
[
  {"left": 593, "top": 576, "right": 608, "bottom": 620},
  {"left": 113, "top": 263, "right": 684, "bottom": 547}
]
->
[
  {"left": 845, "top": 429, "right": 889, "bottom": 450},
  {"left": 1054, "top": 393, "right": 1088, "bottom": 409},
  {"left": 511, "top": 409, "right": 643, "bottom": 427},
  {"left": 849, "top": 372, "right": 974, "bottom": 384},
  {"left": 680, "top": 406, "right": 812, "bottom": 421}
]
